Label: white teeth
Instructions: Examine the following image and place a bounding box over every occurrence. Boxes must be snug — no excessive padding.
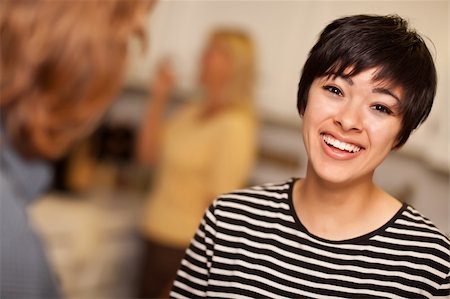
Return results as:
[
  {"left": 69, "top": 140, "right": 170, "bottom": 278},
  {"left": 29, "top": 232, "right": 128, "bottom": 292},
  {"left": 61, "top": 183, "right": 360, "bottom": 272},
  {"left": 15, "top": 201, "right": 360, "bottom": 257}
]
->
[{"left": 323, "top": 134, "right": 361, "bottom": 153}]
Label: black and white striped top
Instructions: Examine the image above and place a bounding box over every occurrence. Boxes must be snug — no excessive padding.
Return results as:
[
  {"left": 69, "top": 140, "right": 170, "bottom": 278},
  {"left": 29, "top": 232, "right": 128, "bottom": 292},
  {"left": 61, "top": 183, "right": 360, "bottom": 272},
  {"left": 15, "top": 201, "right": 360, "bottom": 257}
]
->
[{"left": 170, "top": 179, "right": 450, "bottom": 299}]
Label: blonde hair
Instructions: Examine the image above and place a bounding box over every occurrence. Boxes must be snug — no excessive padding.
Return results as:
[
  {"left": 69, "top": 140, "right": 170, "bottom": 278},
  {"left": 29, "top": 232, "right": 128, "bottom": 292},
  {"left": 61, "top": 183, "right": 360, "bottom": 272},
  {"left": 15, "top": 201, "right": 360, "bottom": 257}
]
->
[
  {"left": 0, "top": 0, "right": 153, "bottom": 159},
  {"left": 207, "top": 29, "right": 256, "bottom": 111}
]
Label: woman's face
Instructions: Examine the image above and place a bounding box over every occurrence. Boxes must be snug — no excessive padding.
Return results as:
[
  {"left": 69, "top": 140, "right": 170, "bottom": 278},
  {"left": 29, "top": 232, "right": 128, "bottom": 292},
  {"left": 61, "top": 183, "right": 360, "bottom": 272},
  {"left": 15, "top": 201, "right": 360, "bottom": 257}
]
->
[
  {"left": 302, "top": 67, "right": 403, "bottom": 185},
  {"left": 199, "top": 40, "right": 233, "bottom": 88}
]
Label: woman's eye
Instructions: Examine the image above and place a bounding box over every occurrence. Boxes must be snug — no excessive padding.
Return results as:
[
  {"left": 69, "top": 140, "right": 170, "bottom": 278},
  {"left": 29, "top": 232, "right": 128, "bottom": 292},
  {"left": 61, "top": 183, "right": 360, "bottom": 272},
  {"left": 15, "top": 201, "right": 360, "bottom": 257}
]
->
[
  {"left": 372, "top": 104, "right": 393, "bottom": 115},
  {"left": 323, "top": 85, "right": 343, "bottom": 96}
]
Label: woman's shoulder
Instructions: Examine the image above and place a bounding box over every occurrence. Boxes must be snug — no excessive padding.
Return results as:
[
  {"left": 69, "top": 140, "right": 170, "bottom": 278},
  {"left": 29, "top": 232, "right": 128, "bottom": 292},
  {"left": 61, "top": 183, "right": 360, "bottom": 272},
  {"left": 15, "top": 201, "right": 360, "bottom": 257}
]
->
[
  {"left": 212, "top": 179, "right": 294, "bottom": 212},
  {"left": 394, "top": 204, "right": 450, "bottom": 249},
  {"left": 175, "top": 100, "right": 201, "bottom": 116},
  {"left": 218, "top": 105, "right": 255, "bottom": 122},
  {"left": 401, "top": 205, "right": 449, "bottom": 233}
]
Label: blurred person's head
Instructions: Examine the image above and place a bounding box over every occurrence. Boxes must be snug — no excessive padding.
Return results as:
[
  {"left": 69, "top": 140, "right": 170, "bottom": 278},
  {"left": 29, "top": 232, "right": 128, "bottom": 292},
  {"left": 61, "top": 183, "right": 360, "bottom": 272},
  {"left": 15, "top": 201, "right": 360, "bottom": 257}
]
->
[
  {"left": 0, "top": 0, "right": 154, "bottom": 160},
  {"left": 297, "top": 14, "right": 436, "bottom": 149},
  {"left": 199, "top": 28, "right": 256, "bottom": 110}
]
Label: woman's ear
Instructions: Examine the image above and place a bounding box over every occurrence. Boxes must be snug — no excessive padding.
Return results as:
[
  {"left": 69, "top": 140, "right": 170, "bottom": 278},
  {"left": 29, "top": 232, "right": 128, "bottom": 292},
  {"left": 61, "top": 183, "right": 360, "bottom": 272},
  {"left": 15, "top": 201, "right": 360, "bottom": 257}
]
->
[{"left": 391, "top": 142, "right": 402, "bottom": 151}]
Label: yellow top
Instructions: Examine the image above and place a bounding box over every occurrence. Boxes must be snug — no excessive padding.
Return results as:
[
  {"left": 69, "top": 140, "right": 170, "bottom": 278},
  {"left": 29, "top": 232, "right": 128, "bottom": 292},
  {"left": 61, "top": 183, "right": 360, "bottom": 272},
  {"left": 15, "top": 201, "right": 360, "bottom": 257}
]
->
[{"left": 140, "top": 101, "right": 257, "bottom": 248}]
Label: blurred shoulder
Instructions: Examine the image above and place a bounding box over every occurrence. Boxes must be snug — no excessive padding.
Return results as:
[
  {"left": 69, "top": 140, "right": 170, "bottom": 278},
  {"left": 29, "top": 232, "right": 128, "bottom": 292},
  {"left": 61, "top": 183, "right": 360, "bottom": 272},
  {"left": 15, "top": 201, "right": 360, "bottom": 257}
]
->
[{"left": 217, "top": 107, "right": 257, "bottom": 131}]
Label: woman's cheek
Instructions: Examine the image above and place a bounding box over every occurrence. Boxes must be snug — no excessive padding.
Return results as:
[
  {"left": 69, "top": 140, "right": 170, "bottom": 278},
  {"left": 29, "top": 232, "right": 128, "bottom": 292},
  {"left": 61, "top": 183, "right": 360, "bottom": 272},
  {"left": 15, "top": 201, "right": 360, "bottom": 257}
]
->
[{"left": 363, "top": 113, "right": 401, "bottom": 148}]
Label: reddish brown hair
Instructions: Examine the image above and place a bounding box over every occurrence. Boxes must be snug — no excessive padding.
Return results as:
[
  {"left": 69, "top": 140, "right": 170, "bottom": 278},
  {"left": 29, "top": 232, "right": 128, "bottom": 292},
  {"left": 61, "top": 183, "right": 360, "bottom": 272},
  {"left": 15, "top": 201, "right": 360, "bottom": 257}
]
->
[{"left": 0, "top": 0, "right": 153, "bottom": 159}]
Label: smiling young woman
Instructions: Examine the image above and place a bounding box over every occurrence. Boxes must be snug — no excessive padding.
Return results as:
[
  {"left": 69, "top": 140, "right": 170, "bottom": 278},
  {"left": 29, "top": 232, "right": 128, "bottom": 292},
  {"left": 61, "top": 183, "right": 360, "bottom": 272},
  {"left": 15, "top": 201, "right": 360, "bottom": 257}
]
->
[
  {"left": 297, "top": 67, "right": 405, "bottom": 241},
  {"left": 170, "top": 15, "right": 450, "bottom": 299}
]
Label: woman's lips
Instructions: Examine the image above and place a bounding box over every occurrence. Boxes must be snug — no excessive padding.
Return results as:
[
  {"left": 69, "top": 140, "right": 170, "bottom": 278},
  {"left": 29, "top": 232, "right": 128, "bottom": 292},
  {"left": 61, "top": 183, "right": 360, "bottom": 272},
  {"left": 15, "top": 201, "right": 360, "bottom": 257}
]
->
[
  {"left": 322, "top": 133, "right": 362, "bottom": 153},
  {"left": 320, "top": 133, "right": 364, "bottom": 160}
]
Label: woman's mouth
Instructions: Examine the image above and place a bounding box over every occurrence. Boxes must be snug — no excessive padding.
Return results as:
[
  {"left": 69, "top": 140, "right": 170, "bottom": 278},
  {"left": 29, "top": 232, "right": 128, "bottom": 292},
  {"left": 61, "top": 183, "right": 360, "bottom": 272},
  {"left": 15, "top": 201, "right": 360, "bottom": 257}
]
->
[{"left": 321, "top": 133, "right": 363, "bottom": 153}]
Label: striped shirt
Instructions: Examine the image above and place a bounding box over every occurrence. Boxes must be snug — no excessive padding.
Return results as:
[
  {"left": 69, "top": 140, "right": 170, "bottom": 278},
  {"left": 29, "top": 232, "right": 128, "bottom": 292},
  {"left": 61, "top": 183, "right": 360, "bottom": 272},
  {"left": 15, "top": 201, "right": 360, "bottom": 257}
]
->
[{"left": 170, "top": 178, "right": 450, "bottom": 299}]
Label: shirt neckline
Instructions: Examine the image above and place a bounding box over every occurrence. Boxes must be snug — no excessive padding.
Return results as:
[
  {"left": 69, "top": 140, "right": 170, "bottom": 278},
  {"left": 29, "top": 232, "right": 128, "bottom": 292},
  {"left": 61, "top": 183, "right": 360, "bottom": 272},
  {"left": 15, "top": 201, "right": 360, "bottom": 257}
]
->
[{"left": 286, "top": 177, "right": 408, "bottom": 245}]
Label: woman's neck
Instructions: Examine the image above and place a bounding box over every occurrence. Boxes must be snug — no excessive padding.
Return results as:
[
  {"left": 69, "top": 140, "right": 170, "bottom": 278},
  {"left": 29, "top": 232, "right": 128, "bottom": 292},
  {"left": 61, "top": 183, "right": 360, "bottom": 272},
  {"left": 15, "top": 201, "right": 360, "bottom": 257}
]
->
[
  {"left": 201, "top": 87, "right": 227, "bottom": 118},
  {"left": 293, "top": 166, "right": 401, "bottom": 241}
]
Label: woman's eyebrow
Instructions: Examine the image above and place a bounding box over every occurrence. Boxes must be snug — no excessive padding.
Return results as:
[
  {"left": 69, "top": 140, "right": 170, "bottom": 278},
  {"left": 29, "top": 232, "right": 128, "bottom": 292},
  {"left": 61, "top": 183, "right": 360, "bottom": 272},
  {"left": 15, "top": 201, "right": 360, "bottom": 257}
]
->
[
  {"left": 333, "top": 75, "right": 353, "bottom": 86},
  {"left": 343, "top": 77, "right": 353, "bottom": 86},
  {"left": 334, "top": 75, "right": 401, "bottom": 103},
  {"left": 372, "top": 87, "right": 401, "bottom": 103}
]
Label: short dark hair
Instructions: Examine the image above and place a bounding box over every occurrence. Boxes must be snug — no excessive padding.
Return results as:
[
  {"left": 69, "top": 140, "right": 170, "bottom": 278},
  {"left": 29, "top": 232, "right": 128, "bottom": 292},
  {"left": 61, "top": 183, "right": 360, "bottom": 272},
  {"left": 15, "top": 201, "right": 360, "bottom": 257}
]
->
[{"left": 297, "top": 14, "right": 437, "bottom": 148}]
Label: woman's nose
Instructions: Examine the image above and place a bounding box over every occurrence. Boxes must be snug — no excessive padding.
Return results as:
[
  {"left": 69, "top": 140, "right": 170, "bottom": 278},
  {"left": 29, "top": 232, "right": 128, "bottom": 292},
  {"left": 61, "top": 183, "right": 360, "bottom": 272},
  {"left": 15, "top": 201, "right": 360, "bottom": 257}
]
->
[{"left": 334, "top": 102, "right": 363, "bottom": 132}]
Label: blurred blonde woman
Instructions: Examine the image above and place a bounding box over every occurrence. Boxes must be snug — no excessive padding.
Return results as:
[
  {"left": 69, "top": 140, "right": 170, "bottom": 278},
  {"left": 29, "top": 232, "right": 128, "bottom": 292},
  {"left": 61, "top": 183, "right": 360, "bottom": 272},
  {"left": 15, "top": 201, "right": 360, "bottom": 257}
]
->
[
  {"left": 0, "top": 0, "right": 153, "bottom": 298},
  {"left": 136, "top": 29, "right": 258, "bottom": 298}
]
